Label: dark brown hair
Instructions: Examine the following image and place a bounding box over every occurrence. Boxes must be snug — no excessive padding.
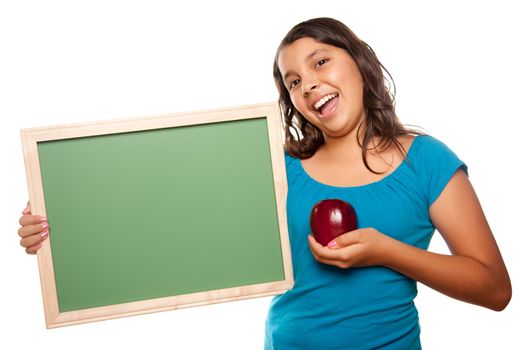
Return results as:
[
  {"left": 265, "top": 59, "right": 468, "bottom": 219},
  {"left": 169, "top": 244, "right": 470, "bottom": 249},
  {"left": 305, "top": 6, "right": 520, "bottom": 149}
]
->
[{"left": 273, "top": 17, "right": 419, "bottom": 173}]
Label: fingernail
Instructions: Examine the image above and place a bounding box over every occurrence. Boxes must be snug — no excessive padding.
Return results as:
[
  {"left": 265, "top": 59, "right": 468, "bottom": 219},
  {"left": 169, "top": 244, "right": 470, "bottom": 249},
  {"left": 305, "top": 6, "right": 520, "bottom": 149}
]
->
[
  {"left": 327, "top": 240, "right": 337, "bottom": 248},
  {"left": 41, "top": 222, "right": 49, "bottom": 230},
  {"left": 41, "top": 230, "right": 49, "bottom": 238},
  {"left": 39, "top": 216, "right": 48, "bottom": 222}
]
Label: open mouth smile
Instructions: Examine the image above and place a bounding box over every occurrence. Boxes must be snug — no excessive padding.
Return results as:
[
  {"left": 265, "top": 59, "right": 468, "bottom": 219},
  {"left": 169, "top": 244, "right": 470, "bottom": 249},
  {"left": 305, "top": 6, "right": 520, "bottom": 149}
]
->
[{"left": 313, "top": 93, "right": 339, "bottom": 118}]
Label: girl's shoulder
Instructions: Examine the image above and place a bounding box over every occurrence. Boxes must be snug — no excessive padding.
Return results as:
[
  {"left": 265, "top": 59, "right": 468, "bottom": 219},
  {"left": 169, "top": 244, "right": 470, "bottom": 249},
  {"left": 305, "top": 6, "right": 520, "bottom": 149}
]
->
[
  {"left": 284, "top": 150, "right": 299, "bottom": 164},
  {"left": 406, "top": 134, "right": 468, "bottom": 204},
  {"left": 284, "top": 150, "right": 302, "bottom": 173},
  {"left": 406, "top": 134, "right": 459, "bottom": 160}
]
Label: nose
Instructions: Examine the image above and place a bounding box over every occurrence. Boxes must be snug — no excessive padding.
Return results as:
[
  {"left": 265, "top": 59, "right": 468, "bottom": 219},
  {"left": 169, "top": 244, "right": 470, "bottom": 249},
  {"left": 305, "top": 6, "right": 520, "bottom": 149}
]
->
[{"left": 301, "top": 76, "right": 318, "bottom": 96}]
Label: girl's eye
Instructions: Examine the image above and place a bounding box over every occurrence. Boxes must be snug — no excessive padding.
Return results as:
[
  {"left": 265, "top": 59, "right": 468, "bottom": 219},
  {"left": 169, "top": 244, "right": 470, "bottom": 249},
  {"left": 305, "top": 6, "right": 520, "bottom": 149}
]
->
[
  {"left": 316, "top": 59, "right": 328, "bottom": 67},
  {"left": 289, "top": 79, "right": 300, "bottom": 90}
]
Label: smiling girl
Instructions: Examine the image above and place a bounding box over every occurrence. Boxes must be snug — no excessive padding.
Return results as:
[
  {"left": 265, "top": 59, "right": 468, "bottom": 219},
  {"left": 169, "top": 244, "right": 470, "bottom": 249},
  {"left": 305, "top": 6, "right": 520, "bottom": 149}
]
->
[{"left": 264, "top": 17, "right": 511, "bottom": 349}]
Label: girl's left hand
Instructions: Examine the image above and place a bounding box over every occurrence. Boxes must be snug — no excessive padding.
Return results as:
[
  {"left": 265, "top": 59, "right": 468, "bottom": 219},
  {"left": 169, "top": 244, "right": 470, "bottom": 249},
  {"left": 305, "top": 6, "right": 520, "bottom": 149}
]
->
[{"left": 308, "top": 228, "right": 394, "bottom": 269}]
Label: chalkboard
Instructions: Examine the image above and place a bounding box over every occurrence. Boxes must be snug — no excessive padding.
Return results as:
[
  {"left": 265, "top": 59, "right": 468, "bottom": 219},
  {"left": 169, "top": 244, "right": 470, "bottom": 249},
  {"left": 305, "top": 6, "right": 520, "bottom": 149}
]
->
[{"left": 21, "top": 102, "right": 293, "bottom": 328}]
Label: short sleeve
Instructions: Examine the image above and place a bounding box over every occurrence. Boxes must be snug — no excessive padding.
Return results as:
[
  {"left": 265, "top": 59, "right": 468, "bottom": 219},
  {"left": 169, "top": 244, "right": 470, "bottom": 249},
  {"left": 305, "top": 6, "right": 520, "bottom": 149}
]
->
[
  {"left": 414, "top": 136, "right": 468, "bottom": 206},
  {"left": 284, "top": 151, "right": 301, "bottom": 186},
  {"left": 284, "top": 151, "right": 294, "bottom": 168}
]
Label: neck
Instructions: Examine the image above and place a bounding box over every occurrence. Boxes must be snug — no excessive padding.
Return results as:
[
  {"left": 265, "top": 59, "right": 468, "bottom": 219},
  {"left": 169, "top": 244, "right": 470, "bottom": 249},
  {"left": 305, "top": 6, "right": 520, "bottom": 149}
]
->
[{"left": 321, "top": 121, "right": 367, "bottom": 160}]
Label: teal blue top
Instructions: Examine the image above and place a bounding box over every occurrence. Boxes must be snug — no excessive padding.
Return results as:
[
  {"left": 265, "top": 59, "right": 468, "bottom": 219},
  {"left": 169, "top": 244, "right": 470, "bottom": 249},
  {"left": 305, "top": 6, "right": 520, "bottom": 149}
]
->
[{"left": 264, "top": 135, "right": 467, "bottom": 350}]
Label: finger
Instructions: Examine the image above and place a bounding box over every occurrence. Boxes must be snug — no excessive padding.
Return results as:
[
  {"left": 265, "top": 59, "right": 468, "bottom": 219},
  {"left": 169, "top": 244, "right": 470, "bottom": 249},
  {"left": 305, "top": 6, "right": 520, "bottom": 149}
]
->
[
  {"left": 20, "top": 230, "right": 49, "bottom": 249},
  {"left": 26, "top": 242, "right": 43, "bottom": 255},
  {"left": 308, "top": 235, "right": 325, "bottom": 260},
  {"left": 309, "top": 234, "right": 361, "bottom": 268},
  {"left": 308, "top": 234, "right": 326, "bottom": 253},
  {"left": 328, "top": 231, "right": 362, "bottom": 249},
  {"left": 18, "top": 221, "right": 49, "bottom": 238},
  {"left": 19, "top": 214, "right": 47, "bottom": 227},
  {"left": 308, "top": 235, "right": 342, "bottom": 263},
  {"left": 22, "top": 201, "right": 31, "bottom": 215}
]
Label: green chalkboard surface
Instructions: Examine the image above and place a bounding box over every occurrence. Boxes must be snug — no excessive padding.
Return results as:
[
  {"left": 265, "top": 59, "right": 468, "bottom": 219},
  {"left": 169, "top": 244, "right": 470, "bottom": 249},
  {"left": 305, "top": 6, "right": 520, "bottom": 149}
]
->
[{"left": 21, "top": 103, "right": 293, "bottom": 328}]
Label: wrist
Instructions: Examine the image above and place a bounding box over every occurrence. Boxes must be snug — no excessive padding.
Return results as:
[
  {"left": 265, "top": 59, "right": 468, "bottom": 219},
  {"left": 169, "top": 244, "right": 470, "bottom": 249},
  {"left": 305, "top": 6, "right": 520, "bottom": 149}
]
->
[{"left": 376, "top": 232, "right": 404, "bottom": 267}]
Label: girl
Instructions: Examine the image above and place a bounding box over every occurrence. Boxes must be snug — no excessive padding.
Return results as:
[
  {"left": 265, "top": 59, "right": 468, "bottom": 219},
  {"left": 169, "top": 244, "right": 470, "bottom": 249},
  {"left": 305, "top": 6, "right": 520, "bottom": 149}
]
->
[
  {"left": 18, "top": 17, "right": 511, "bottom": 350},
  {"left": 263, "top": 17, "right": 511, "bottom": 349}
]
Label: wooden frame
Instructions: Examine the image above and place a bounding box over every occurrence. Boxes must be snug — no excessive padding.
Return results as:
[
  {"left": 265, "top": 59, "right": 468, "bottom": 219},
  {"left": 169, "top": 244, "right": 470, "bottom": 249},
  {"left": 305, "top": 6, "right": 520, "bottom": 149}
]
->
[{"left": 21, "top": 102, "right": 293, "bottom": 328}]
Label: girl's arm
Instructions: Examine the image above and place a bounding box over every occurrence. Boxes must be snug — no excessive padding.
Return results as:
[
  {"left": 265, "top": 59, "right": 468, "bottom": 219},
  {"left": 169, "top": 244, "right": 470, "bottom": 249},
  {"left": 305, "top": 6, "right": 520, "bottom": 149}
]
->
[{"left": 309, "top": 170, "right": 512, "bottom": 311}]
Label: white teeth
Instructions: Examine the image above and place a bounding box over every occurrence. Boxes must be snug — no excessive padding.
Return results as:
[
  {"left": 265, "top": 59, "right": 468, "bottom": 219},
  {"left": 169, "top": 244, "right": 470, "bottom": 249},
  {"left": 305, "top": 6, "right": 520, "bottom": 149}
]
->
[{"left": 314, "top": 93, "right": 338, "bottom": 111}]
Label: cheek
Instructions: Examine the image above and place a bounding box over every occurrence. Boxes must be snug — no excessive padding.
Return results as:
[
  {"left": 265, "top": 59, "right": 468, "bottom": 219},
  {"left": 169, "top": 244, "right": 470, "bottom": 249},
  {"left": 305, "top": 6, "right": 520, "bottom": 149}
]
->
[
  {"left": 330, "top": 62, "right": 364, "bottom": 100},
  {"left": 290, "top": 93, "right": 308, "bottom": 116},
  {"left": 290, "top": 95, "right": 318, "bottom": 126}
]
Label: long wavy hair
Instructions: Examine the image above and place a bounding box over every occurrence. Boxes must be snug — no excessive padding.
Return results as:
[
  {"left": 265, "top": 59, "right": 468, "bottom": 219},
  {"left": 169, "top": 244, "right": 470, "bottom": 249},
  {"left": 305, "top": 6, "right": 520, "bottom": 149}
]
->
[{"left": 273, "top": 17, "right": 419, "bottom": 173}]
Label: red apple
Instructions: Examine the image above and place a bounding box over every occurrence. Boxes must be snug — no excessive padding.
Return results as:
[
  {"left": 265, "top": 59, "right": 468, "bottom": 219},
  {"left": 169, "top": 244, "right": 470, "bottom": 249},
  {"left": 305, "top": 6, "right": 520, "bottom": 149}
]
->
[{"left": 310, "top": 199, "right": 357, "bottom": 246}]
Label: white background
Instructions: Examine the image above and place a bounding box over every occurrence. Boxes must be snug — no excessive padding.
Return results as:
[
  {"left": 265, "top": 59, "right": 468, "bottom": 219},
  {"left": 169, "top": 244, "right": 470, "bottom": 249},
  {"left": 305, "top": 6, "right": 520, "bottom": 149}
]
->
[{"left": 1, "top": 0, "right": 522, "bottom": 349}]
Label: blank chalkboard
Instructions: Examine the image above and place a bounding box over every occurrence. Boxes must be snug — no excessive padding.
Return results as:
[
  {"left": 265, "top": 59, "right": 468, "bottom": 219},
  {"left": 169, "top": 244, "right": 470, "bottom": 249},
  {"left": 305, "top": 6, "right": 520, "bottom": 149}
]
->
[{"left": 21, "top": 102, "right": 293, "bottom": 328}]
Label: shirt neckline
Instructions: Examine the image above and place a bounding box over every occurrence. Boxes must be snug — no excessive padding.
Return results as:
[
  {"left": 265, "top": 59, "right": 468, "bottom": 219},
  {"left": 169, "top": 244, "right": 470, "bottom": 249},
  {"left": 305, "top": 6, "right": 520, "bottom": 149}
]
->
[{"left": 297, "top": 135, "right": 423, "bottom": 190}]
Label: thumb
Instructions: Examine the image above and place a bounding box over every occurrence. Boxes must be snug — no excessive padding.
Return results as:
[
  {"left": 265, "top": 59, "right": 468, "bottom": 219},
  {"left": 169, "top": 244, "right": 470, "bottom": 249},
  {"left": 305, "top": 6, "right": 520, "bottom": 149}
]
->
[
  {"left": 327, "top": 230, "right": 361, "bottom": 249},
  {"left": 22, "top": 201, "right": 31, "bottom": 215}
]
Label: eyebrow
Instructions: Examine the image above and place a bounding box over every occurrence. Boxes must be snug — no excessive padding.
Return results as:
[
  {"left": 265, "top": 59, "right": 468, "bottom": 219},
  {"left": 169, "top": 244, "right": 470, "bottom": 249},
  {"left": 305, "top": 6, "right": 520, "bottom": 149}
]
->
[
  {"left": 282, "top": 49, "right": 328, "bottom": 82},
  {"left": 307, "top": 49, "right": 328, "bottom": 60}
]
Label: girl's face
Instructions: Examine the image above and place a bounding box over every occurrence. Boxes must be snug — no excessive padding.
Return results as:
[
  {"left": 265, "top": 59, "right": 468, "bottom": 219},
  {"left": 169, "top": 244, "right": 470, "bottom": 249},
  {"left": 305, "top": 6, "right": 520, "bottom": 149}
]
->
[{"left": 277, "top": 37, "right": 365, "bottom": 140}]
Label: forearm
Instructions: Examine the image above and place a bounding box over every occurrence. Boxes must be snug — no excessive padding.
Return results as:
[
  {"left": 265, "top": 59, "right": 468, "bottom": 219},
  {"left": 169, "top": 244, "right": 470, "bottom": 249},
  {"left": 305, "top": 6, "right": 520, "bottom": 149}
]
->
[{"left": 382, "top": 237, "right": 511, "bottom": 311}]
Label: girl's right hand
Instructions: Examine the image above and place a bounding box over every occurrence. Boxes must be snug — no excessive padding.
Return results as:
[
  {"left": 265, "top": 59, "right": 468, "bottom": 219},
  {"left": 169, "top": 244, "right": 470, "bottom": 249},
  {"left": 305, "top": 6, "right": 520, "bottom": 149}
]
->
[{"left": 18, "top": 202, "right": 49, "bottom": 255}]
